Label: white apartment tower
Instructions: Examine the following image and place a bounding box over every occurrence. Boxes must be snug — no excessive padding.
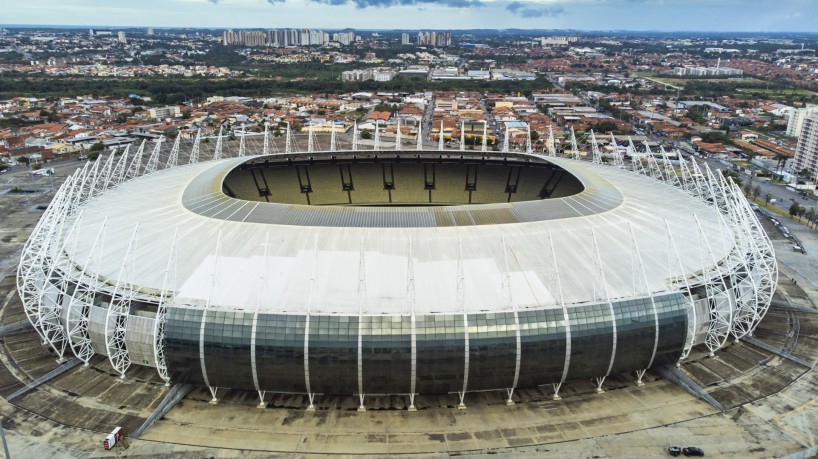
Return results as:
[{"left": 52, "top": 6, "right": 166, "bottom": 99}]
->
[
  {"left": 794, "top": 114, "right": 818, "bottom": 177},
  {"left": 401, "top": 33, "right": 410, "bottom": 45},
  {"left": 117, "top": 31, "right": 127, "bottom": 44},
  {"left": 787, "top": 104, "right": 818, "bottom": 138}
]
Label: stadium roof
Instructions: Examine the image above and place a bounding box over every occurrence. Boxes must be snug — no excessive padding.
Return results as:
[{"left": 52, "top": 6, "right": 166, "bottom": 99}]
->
[{"left": 66, "top": 154, "right": 733, "bottom": 315}]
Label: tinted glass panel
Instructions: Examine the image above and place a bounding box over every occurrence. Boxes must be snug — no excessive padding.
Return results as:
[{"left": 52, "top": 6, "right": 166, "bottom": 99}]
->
[
  {"left": 361, "top": 315, "right": 412, "bottom": 394},
  {"left": 202, "top": 310, "right": 254, "bottom": 390},
  {"left": 256, "top": 313, "right": 307, "bottom": 393},
  {"left": 467, "top": 312, "right": 517, "bottom": 391},
  {"left": 164, "top": 307, "right": 205, "bottom": 385},
  {"left": 415, "top": 314, "right": 465, "bottom": 394},
  {"left": 307, "top": 315, "right": 358, "bottom": 395},
  {"left": 517, "top": 308, "right": 566, "bottom": 387},
  {"left": 565, "top": 303, "right": 613, "bottom": 380}
]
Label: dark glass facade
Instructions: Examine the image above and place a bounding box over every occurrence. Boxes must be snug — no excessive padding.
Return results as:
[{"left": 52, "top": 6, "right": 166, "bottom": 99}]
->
[{"left": 163, "top": 293, "right": 688, "bottom": 395}]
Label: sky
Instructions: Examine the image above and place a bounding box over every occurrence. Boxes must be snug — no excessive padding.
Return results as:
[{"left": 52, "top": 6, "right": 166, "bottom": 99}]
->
[{"left": 1, "top": 0, "right": 817, "bottom": 32}]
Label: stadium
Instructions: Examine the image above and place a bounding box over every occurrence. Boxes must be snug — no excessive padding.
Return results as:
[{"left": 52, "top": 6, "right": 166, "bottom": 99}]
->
[{"left": 17, "top": 127, "right": 777, "bottom": 411}]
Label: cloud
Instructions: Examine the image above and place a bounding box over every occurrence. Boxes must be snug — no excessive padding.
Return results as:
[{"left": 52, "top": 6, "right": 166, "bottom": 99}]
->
[
  {"left": 306, "top": 0, "right": 484, "bottom": 7},
  {"left": 506, "top": 1, "right": 565, "bottom": 18}
]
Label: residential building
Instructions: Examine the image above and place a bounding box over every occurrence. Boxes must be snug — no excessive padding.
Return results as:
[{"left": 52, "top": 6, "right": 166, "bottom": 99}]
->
[
  {"left": 148, "top": 106, "right": 180, "bottom": 120},
  {"left": 117, "top": 31, "right": 127, "bottom": 44},
  {"left": 401, "top": 33, "right": 410, "bottom": 45},
  {"left": 794, "top": 114, "right": 818, "bottom": 177},
  {"left": 787, "top": 105, "right": 818, "bottom": 138}
]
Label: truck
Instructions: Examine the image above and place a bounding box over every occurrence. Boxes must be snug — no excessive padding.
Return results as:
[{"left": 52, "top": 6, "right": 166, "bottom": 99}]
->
[{"left": 103, "top": 426, "right": 124, "bottom": 450}]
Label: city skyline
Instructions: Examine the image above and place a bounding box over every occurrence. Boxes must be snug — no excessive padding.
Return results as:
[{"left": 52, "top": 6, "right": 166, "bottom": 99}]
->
[{"left": 1, "top": 0, "right": 817, "bottom": 33}]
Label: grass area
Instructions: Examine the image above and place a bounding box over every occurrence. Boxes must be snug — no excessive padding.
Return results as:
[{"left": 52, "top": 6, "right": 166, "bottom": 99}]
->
[
  {"left": 750, "top": 196, "right": 790, "bottom": 218},
  {"left": 649, "top": 76, "right": 765, "bottom": 86},
  {"left": 736, "top": 88, "right": 818, "bottom": 98}
]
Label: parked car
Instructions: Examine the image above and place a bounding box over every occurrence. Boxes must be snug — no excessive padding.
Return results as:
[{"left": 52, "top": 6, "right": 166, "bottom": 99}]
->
[
  {"left": 683, "top": 446, "right": 705, "bottom": 456},
  {"left": 668, "top": 445, "right": 682, "bottom": 456}
]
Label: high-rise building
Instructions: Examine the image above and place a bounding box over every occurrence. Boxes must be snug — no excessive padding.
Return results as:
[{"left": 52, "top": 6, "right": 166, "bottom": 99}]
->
[
  {"left": 117, "top": 31, "right": 127, "bottom": 44},
  {"left": 401, "top": 33, "right": 410, "bottom": 45},
  {"left": 416, "top": 31, "right": 451, "bottom": 47},
  {"left": 794, "top": 114, "right": 818, "bottom": 177},
  {"left": 223, "top": 30, "right": 267, "bottom": 47},
  {"left": 332, "top": 31, "right": 355, "bottom": 46},
  {"left": 146, "top": 27, "right": 154, "bottom": 36},
  {"left": 787, "top": 105, "right": 818, "bottom": 138}
]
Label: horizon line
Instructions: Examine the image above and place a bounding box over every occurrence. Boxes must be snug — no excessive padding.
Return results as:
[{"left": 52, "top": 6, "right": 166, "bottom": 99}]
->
[{"left": 3, "top": 24, "right": 818, "bottom": 35}]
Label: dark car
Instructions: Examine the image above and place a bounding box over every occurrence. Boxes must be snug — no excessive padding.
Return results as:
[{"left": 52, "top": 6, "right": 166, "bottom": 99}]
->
[
  {"left": 668, "top": 446, "right": 682, "bottom": 456},
  {"left": 683, "top": 446, "right": 705, "bottom": 456}
]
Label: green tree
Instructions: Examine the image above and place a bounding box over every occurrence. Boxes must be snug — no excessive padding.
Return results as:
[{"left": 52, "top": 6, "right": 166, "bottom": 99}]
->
[
  {"left": 765, "top": 193, "right": 772, "bottom": 205},
  {"left": 797, "top": 205, "right": 807, "bottom": 222},
  {"left": 90, "top": 142, "right": 105, "bottom": 152},
  {"left": 361, "top": 130, "right": 372, "bottom": 140},
  {"left": 805, "top": 207, "right": 815, "bottom": 228},
  {"left": 789, "top": 202, "right": 801, "bottom": 219}
]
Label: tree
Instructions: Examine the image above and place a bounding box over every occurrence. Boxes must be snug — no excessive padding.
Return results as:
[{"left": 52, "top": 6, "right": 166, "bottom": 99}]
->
[
  {"left": 361, "top": 130, "right": 372, "bottom": 140},
  {"left": 805, "top": 208, "right": 815, "bottom": 229},
  {"left": 789, "top": 202, "right": 801, "bottom": 219},
  {"left": 90, "top": 142, "right": 105, "bottom": 152},
  {"left": 765, "top": 193, "right": 772, "bottom": 205},
  {"left": 800, "top": 168, "right": 812, "bottom": 178},
  {"left": 752, "top": 185, "right": 761, "bottom": 199},
  {"left": 797, "top": 205, "right": 807, "bottom": 222}
]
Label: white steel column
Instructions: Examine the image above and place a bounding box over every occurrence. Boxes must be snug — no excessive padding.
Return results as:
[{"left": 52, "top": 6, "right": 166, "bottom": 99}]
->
[
  {"left": 526, "top": 124, "right": 533, "bottom": 154},
  {"left": 416, "top": 121, "right": 423, "bottom": 152},
  {"left": 189, "top": 129, "right": 201, "bottom": 164},
  {"left": 569, "top": 127, "right": 580, "bottom": 161},
  {"left": 285, "top": 123, "right": 292, "bottom": 155},
  {"left": 665, "top": 220, "right": 698, "bottom": 362},
  {"left": 590, "top": 130, "right": 601, "bottom": 164},
  {"left": 407, "top": 236, "right": 417, "bottom": 411},
  {"left": 166, "top": 133, "right": 181, "bottom": 169},
  {"left": 214, "top": 127, "right": 224, "bottom": 161},
  {"left": 126, "top": 140, "right": 146, "bottom": 180},
  {"left": 592, "top": 229, "right": 617, "bottom": 393},
  {"left": 694, "top": 215, "right": 734, "bottom": 355},
  {"left": 396, "top": 118, "right": 402, "bottom": 150},
  {"left": 144, "top": 137, "right": 163, "bottom": 174},
  {"left": 199, "top": 232, "right": 222, "bottom": 403},
  {"left": 251, "top": 232, "right": 270, "bottom": 407},
  {"left": 263, "top": 123, "right": 270, "bottom": 156},
  {"left": 628, "top": 223, "right": 660, "bottom": 369},
  {"left": 34, "top": 208, "right": 83, "bottom": 361},
  {"left": 105, "top": 224, "right": 139, "bottom": 379},
  {"left": 65, "top": 219, "right": 107, "bottom": 365},
  {"left": 548, "top": 231, "right": 570, "bottom": 400},
  {"left": 352, "top": 121, "right": 359, "bottom": 151},
  {"left": 357, "top": 236, "right": 367, "bottom": 412},
  {"left": 238, "top": 126, "right": 246, "bottom": 157},
  {"left": 153, "top": 228, "right": 177, "bottom": 385},
  {"left": 304, "top": 235, "right": 318, "bottom": 410},
  {"left": 373, "top": 123, "right": 380, "bottom": 151},
  {"left": 546, "top": 125, "right": 556, "bottom": 157},
  {"left": 438, "top": 121, "right": 445, "bottom": 151},
  {"left": 457, "top": 235, "right": 468, "bottom": 410}
]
